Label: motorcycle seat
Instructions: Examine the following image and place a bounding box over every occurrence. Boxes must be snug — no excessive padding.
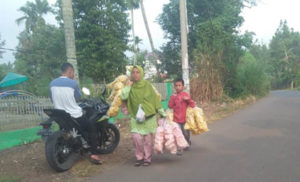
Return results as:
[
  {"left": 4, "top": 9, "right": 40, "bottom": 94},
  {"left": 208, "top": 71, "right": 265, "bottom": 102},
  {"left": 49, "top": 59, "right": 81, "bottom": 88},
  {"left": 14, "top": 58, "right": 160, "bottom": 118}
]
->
[{"left": 44, "top": 109, "right": 71, "bottom": 119}]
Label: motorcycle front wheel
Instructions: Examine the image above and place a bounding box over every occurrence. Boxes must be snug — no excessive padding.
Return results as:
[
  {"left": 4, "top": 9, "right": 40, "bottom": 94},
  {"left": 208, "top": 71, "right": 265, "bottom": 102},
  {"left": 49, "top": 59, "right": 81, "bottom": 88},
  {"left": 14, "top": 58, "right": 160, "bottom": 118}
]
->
[
  {"left": 45, "top": 131, "right": 80, "bottom": 172},
  {"left": 97, "top": 123, "right": 120, "bottom": 154}
]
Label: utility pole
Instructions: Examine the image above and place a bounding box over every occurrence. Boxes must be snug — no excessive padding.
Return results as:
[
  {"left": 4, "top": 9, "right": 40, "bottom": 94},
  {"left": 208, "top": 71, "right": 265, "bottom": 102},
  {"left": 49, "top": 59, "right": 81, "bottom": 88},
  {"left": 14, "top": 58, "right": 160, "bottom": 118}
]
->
[
  {"left": 61, "top": 0, "right": 80, "bottom": 83},
  {"left": 179, "top": 0, "right": 190, "bottom": 93}
]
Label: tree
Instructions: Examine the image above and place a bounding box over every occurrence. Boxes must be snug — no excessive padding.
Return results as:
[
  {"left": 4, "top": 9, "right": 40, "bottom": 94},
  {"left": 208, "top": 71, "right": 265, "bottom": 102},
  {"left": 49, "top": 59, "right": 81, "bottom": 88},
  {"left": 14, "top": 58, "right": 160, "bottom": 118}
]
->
[
  {"left": 235, "top": 52, "right": 269, "bottom": 96},
  {"left": 0, "top": 34, "right": 13, "bottom": 82},
  {"left": 61, "top": 0, "right": 80, "bottom": 82},
  {"left": 269, "top": 20, "right": 300, "bottom": 89},
  {"left": 16, "top": 0, "right": 53, "bottom": 33},
  {"left": 125, "top": 0, "right": 140, "bottom": 64},
  {"left": 159, "top": 0, "right": 256, "bottom": 100},
  {"left": 14, "top": 24, "right": 66, "bottom": 95},
  {"left": 71, "top": 0, "right": 130, "bottom": 83},
  {"left": 140, "top": 0, "right": 155, "bottom": 53},
  {"left": 0, "top": 63, "right": 13, "bottom": 80},
  {"left": 14, "top": 0, "right": 65, "bottom": 95}
]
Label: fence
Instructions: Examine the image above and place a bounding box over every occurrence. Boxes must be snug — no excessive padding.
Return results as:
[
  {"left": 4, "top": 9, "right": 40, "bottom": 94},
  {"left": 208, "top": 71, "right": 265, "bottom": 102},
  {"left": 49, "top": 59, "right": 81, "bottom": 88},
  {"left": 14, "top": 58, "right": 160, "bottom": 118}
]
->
[
  {"left": 0, "top": 96, "right": 52, "bottom": 131},
  {"left": 0, "top": 83, "right": 172, "bottom": 132}
]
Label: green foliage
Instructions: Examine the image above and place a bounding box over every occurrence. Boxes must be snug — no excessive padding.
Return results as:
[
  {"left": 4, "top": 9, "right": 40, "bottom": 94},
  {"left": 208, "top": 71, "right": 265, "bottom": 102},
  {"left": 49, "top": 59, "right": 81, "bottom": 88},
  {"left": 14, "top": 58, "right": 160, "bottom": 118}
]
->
[
  {"left": 159, "top": 41, "right": 181, "bottom": 78},
  {"left": 125, "top": 0, "right": 140, "bottom": 9},
  {"left": 234, "top": 52, "right": 269, "bottom": 97},
  {"left": 16, "top": 0, "right": 53, "bottom": 33},
  {"left": 14, "top": 25, "right": 66, "bottom": 95},
  {"left": 135, "top": 50, "right": 147, "bottom": 68},
  {"left": 159, "top": 0, "right": 258, "bottom": 99},
  {"left": 0, "top": 63, "right": 13, "bottom": 80},
  {"left": 72, "top": 0, "right": 130, "bottom": 83},
  {"left": 268, "top": 20, "right": 300, "bottom": 89},
  {"left": 12, "top": 0, "right": 64, "bottom": 96},
  {"left": 13, "top": 0, "right": 132, "bottom": 95}
]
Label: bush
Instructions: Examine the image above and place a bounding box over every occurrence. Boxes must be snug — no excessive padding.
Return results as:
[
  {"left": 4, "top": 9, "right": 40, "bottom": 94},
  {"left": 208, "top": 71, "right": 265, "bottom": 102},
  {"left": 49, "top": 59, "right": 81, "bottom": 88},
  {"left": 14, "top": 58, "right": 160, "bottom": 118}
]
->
[{"left": 234, "top": 52, "right": 270, "bottom": 97}]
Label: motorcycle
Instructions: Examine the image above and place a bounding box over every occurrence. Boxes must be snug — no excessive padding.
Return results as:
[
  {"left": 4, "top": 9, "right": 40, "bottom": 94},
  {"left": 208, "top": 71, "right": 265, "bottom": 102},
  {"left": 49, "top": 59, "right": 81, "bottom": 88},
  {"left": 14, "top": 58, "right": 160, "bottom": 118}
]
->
[{"left": 37, "top": 87, "right": 120, "bottom": 172}]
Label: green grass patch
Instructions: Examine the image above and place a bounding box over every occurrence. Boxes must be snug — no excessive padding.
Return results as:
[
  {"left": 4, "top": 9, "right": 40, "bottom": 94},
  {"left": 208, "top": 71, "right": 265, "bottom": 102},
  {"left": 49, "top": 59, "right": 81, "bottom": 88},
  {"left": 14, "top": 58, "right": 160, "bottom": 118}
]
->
[
  {"left": 0, "top": 176, "right": 21, "bottom": 182},
  {"left": 0, "top": 127, "right": 41, "bottom": 151}
]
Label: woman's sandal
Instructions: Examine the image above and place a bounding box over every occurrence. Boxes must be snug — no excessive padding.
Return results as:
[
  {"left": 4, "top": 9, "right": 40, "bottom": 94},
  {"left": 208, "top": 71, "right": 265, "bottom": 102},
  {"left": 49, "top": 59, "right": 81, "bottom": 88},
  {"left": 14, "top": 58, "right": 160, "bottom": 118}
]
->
[
  {"left": 142, "top": 162, "right": 151, "bottom": 166},
  {"left": 89, "top": 157, "right": 103, "bottom": 165},
  {"left": 135, "top": 160, "right": 143, "bottom": 167}
]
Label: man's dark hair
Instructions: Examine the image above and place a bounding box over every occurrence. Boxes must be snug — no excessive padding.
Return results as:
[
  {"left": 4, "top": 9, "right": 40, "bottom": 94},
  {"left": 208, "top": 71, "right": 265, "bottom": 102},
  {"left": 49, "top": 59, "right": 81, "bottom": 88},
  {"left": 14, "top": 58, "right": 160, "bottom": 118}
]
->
[
  {"left": 174, "top": 78, "right": 184, "bottom": 86},
  {"left": 61, "top": 62, "right": 74, "bottom": 73}
]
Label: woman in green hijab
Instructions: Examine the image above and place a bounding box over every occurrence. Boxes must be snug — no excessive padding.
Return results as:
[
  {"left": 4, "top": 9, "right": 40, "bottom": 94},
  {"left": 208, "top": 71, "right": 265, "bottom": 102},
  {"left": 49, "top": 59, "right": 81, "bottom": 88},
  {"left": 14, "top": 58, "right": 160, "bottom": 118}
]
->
[{"left": 121, "top": 65, "right": 166, "bottom": 166}]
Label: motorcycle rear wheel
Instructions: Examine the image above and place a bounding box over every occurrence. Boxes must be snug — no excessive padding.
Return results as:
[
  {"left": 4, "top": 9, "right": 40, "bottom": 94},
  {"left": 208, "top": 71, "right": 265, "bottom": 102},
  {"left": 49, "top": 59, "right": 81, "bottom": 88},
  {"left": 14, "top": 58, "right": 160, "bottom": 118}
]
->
[{"left": 45, "top": 131, "right": 80, "bottom": 172}]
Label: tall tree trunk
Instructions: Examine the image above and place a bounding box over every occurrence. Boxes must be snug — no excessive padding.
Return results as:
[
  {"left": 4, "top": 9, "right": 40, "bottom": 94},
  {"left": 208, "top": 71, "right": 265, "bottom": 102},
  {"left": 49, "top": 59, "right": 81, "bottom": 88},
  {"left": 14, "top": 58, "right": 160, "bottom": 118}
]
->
[
  {"left": 61, "top": 0, "right": 79, "bottom": 82},
  {"left": 131, "top": 8, "right": 137, "bottom": 65},
  {"left": 140, "top": 0, "right": 154, "bottom": 53},
  {"left": 140, "top": 0, "right": 160, "bottom": 76}
]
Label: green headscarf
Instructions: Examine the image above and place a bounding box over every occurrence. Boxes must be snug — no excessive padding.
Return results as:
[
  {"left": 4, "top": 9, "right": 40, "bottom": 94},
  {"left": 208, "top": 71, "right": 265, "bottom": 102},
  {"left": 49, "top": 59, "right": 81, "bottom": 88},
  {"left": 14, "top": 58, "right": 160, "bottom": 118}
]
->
[{"left": 127, "top": 65, "right": 162, "bottom": 117}]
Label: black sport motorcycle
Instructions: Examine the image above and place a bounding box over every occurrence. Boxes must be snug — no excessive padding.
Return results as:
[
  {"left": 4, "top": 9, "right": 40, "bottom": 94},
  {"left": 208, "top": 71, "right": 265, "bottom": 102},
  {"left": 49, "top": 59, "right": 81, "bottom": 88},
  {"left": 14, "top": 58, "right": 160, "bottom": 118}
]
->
[{"left": 38, "top": 88, "right": 120, "bottom": 172}]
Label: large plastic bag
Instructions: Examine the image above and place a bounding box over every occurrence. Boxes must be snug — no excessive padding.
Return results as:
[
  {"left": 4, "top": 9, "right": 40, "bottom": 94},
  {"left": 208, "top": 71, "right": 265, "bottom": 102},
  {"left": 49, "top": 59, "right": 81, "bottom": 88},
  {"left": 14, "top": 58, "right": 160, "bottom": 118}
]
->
[
  {"left": 164, "top": 122, "right": 177, "bottom": 154},
  {"left": 154, "top": 125, "right": 165, "bottom": 154},
  {"left": 171, "top": 122, "right": 189, "bottom": 150},
  {"left": 193, "top": 107, "right": 209, "bottom": 133},
  {"left": 184, "top": 107, "right": 209, "bottom": 135},
  {"left": 184, "top": 107, "right": 197, "bottom": 130},
  {"left": 107, "top": 92, "right": 123, "bottom": 117},
  {"left": 107, "top": 75, "right": 128, "bottom": 89},
  {"left": 106, "top": 75, "right": 128, "bottom": 117},
  {"left": 107, "top": 106, "right": 119, "bottom": 117},
  {"left": 108, "top": 89, "right": 120, "bottom": 101},
  {"left": 166, "top": 109, "right": 174, "bottom": 121}
]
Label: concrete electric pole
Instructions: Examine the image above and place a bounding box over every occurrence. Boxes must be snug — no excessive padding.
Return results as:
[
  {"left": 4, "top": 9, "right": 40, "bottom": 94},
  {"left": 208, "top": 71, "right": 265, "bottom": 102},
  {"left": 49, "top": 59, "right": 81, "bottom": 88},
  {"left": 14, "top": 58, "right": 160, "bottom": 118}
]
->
[{"left": 179, "top": 0, "right": 190, "bottom": 93}]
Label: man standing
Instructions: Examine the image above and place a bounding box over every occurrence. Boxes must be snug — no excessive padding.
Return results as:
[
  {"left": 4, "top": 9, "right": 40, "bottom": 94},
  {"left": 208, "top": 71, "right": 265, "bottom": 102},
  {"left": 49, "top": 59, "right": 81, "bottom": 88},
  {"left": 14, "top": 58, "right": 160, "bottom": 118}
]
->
[{"left": 50, "top": 63, "right": 102, "bottom": 164}]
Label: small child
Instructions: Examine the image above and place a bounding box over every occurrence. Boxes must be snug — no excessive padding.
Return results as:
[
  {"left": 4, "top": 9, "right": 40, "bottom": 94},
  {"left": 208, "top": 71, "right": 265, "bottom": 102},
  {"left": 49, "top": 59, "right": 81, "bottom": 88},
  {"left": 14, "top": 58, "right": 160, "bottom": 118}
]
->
[{"left": 168, "top": 78, "right": 195, "bottom": 154}]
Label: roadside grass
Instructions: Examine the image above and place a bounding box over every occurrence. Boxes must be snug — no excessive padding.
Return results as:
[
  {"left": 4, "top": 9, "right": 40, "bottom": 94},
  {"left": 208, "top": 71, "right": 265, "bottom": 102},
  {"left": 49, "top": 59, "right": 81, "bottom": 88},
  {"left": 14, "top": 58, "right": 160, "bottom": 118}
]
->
[
  {"left": 204, "top": 95, "right": 257, "bottom": 122},
  {"left": 0, "top": 176, "right": 21, "bottom": 182},
  {"left": 294, "top": 87, "right": 300, "bottom": 91}
]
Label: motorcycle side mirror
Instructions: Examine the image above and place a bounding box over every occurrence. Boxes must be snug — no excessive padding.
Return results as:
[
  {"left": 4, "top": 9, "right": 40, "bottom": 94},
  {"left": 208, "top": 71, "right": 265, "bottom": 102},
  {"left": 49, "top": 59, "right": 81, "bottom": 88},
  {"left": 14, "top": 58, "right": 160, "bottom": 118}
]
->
[{"left": 82, "top": 87, "right": 91, "bottom": 96}]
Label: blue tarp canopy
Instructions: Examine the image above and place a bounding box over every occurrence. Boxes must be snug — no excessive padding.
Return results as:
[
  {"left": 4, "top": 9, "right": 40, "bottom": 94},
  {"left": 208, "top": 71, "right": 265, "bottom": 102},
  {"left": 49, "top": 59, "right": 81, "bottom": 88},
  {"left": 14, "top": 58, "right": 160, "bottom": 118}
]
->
[{"left": 0, "top": 72, "right": 28, "bottom": 88}]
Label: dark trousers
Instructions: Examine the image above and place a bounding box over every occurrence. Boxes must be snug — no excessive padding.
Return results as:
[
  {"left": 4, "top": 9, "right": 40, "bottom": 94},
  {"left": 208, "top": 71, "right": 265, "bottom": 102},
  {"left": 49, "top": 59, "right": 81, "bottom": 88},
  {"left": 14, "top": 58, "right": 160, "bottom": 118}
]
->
[
  {"left": 75, "top": 116, "right": 98, "bottom": 154},
  {"left": 178, "top": 123, "right": 191, "bottom": 144}
]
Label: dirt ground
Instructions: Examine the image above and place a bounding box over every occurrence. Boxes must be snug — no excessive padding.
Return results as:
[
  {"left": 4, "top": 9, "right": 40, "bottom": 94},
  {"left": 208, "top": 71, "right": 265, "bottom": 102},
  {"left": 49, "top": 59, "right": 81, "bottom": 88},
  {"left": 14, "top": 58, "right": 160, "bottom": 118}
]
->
[
  {"left": 0, "top": 96, "right": 257, "bottom": 182},
  {"left": 0, "top": 119, "right": 133, "bottom": 182}
]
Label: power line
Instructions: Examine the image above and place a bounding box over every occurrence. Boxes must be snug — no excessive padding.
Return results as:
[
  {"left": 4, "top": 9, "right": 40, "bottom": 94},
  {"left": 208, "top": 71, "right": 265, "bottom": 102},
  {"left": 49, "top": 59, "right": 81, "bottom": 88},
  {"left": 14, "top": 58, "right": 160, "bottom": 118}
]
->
[
  {"left": 0, "top": 47, "right": 15, "bottom": 52},
  {"left": 0, "top": 47, "right": 128, "bottom": 64},
  {"left": 0, "top": 47, "right": 77, "bottom": 61}
]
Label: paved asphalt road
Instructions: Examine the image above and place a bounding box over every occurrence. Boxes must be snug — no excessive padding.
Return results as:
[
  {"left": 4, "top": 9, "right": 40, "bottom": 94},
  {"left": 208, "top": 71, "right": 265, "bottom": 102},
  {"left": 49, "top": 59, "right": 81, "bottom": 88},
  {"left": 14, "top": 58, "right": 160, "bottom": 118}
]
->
[{"left": 88, "top": 90, "right": 300, "bottom": 182}]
